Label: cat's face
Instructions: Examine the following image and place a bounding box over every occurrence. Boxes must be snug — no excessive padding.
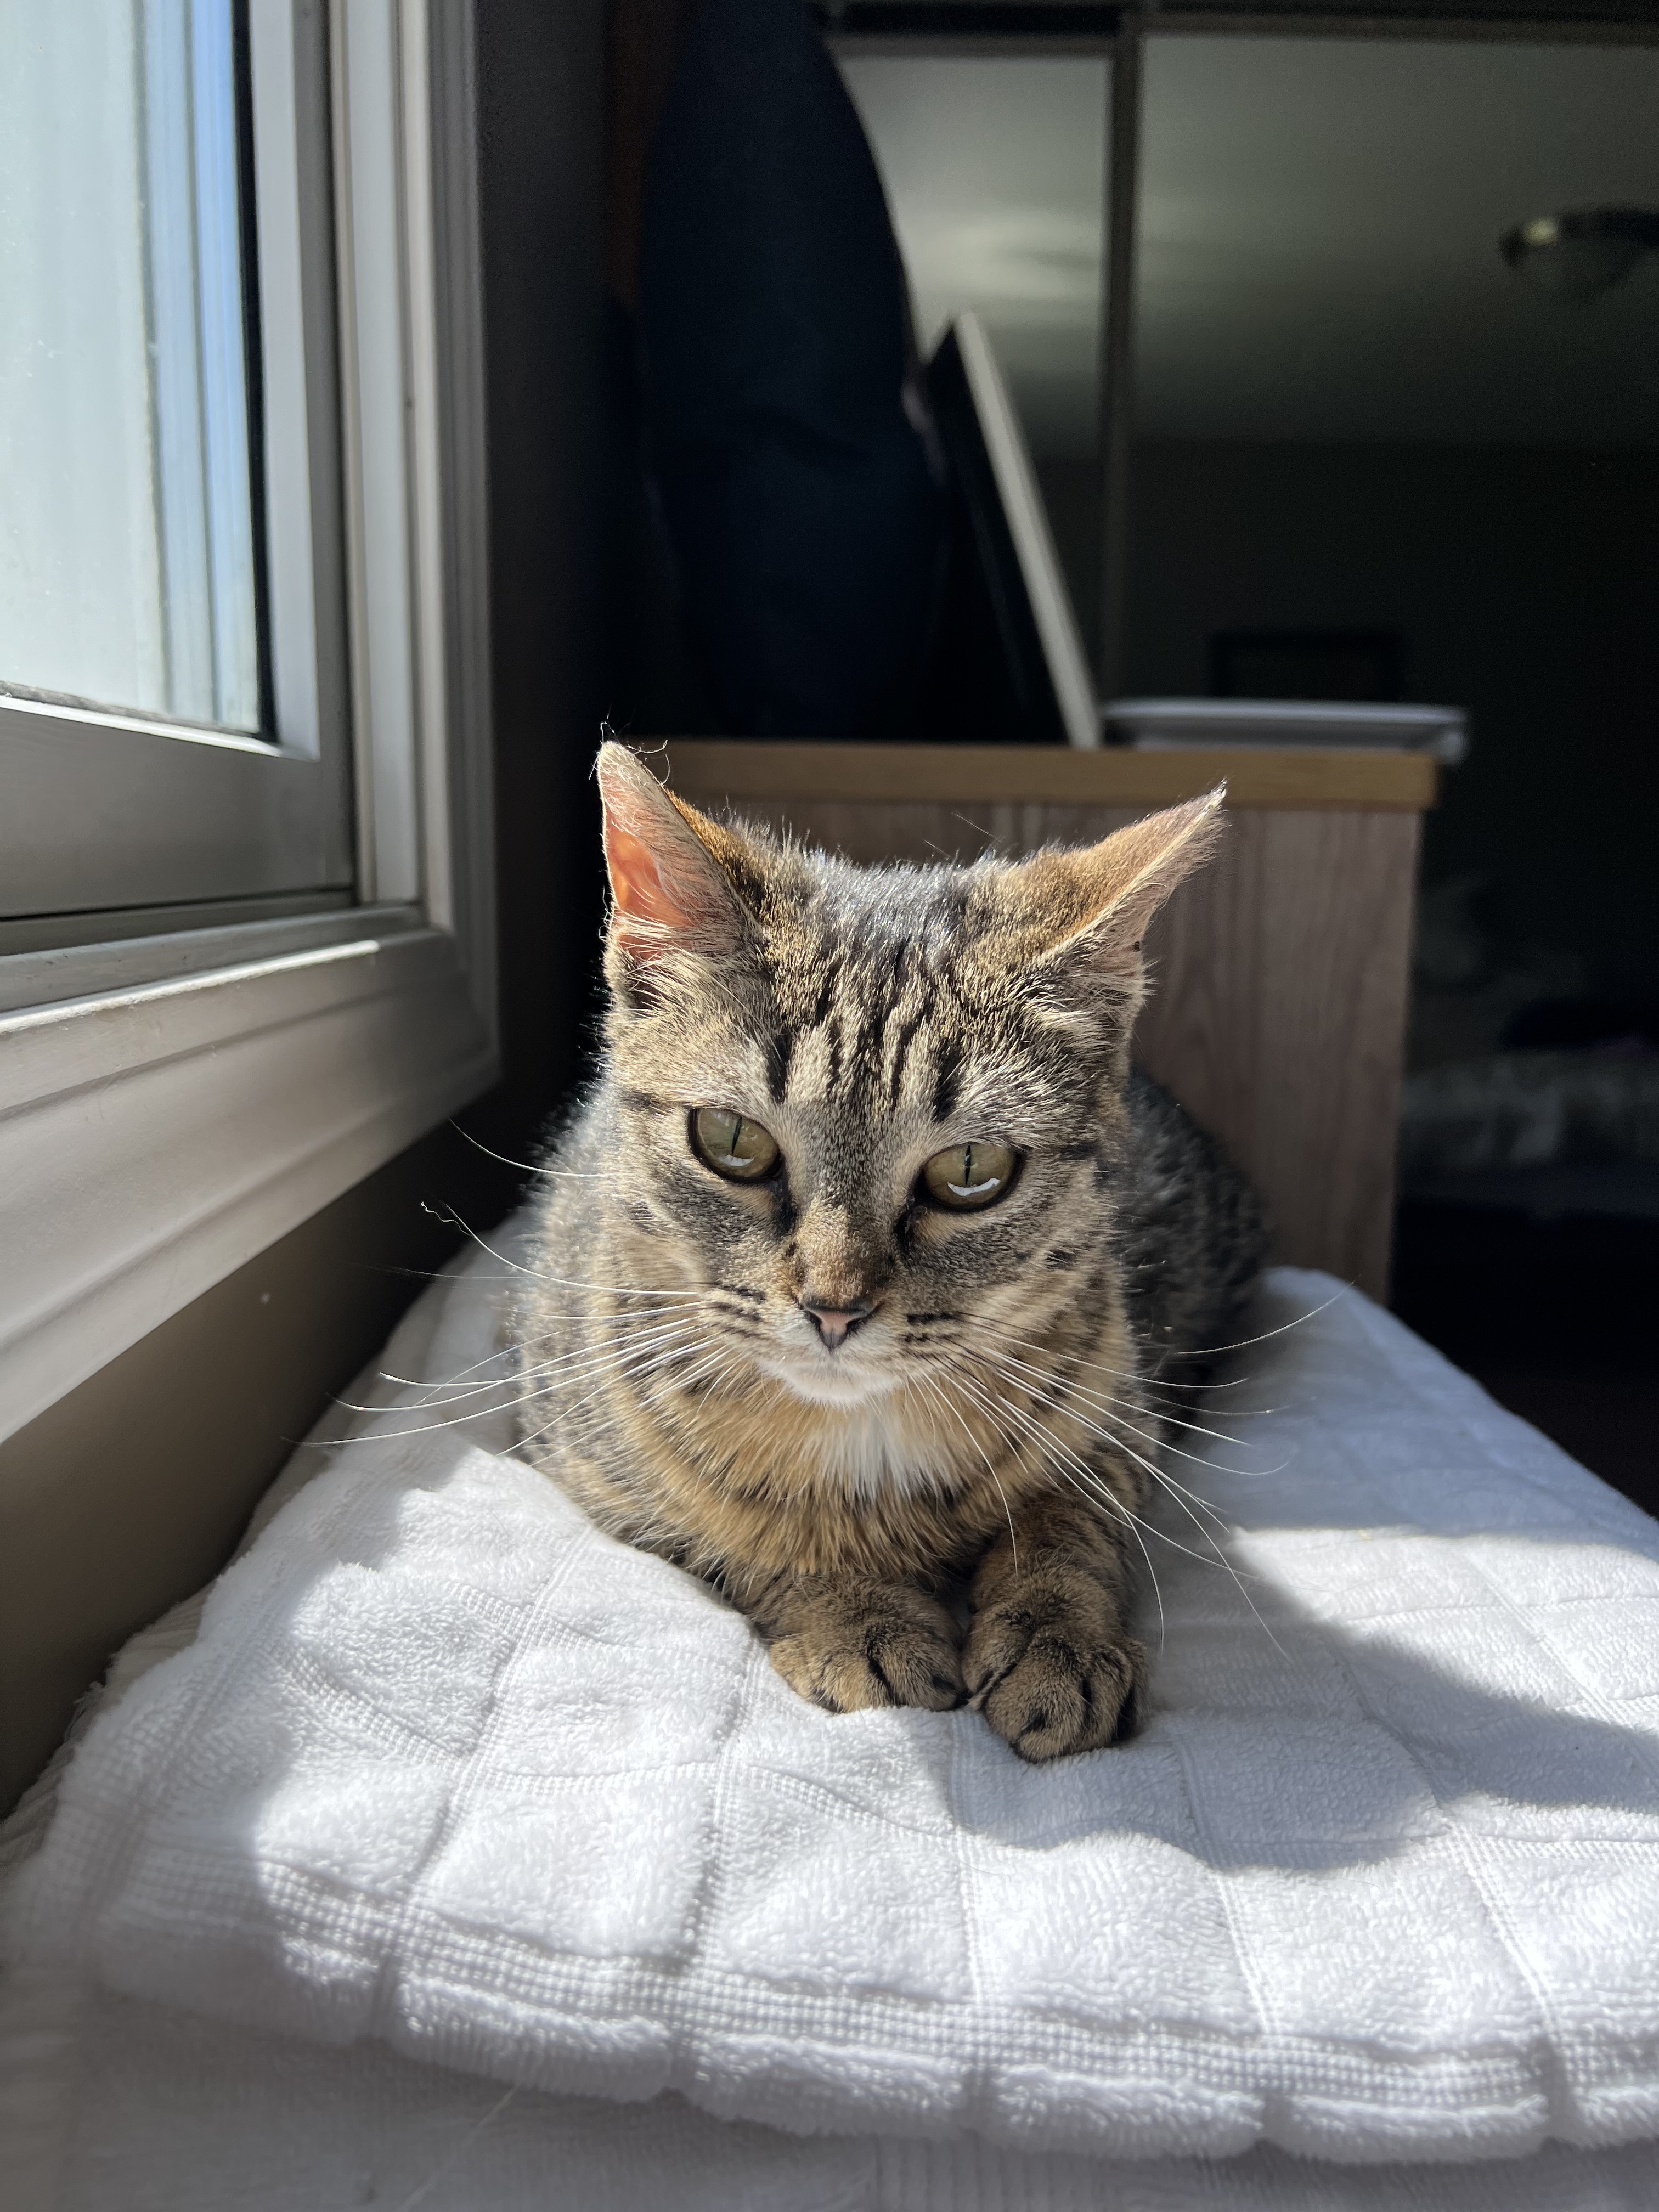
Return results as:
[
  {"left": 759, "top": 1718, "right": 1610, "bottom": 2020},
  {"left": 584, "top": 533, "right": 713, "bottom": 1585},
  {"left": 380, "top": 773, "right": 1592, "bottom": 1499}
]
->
[
  {"left": 594, "top": 744, "right": 1222, "bottom": 1415},
  {"left": 608, "top": 916, "right": 1115, "bottom": 1409}
]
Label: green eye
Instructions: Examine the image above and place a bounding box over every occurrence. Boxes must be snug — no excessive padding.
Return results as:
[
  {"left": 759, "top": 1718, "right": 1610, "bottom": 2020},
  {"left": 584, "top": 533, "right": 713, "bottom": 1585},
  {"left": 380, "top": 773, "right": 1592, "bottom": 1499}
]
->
[
  {"left": 919, "top": 1142, "right": 1019, "bottom": 1212},
  {"left": 690, "top": 1107, "right": 781, "bottom": 1182}
]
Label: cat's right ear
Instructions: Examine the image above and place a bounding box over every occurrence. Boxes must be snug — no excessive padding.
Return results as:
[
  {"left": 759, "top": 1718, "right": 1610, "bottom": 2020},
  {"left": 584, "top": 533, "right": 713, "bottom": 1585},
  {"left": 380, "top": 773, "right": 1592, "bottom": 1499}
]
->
[{"left": 596, "top": 743, "right": 747, "bottom": 968}]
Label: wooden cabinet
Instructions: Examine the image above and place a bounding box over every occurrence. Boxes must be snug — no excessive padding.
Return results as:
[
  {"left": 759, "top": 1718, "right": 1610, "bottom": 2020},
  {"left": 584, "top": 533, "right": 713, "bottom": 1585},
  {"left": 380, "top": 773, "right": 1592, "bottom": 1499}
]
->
[{"left": 662, "top": 742, "right": 1436, "bottom": 1300}]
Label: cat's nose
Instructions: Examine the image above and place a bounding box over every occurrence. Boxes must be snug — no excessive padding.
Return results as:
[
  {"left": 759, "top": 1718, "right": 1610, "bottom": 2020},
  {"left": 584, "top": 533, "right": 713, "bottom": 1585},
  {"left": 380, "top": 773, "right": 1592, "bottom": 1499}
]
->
[{"left": 799, "top": 1295, "right": 878, "bottom": 1351}]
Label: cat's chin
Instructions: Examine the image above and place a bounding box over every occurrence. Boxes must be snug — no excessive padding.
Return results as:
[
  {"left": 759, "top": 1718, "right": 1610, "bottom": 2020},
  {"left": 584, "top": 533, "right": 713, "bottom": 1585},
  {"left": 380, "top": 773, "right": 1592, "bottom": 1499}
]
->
[{"left": 759, "top": 1357, "right": 902, "bottom": 1409}]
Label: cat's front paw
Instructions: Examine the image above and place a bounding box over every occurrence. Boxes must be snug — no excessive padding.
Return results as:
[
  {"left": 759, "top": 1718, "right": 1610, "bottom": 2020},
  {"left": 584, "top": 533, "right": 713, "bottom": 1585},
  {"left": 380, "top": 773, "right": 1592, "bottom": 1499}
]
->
[
  {"left": 768, "top": 1583, "right": 965, "bottom": 1714},
  {"left": 964, "top": 1599, "right": 1145, "bottom": 1762}
]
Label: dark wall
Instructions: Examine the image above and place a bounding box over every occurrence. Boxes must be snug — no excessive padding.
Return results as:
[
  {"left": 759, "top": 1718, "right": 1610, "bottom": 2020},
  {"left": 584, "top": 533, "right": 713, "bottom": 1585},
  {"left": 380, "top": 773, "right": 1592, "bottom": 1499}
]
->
[
  {"left": 472, "top": 0, "right": 611, "bottom": 1169},
  {"left": 1039, "top": 443, "right": 1659, "bottom": 994}
]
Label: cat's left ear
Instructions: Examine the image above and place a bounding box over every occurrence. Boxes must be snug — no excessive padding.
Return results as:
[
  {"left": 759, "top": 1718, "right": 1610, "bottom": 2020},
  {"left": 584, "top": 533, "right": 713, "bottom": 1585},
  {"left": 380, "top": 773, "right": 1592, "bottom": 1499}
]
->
[
  {"left": 984, "top": 786, "right": 1226, "bottom": 1000},
  {"left": 596, "top": 742, "right": 751, "bottom": 967},
  {"left": 601, "top": 743, "right": 752, "bottom": 960}
]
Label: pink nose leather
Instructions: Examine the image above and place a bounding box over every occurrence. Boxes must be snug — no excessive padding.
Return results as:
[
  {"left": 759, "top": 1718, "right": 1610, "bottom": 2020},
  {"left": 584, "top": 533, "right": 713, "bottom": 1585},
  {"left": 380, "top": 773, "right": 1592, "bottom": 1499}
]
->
[{"left": 800, "top": 1297, "right": 877, "bottom": 1351}]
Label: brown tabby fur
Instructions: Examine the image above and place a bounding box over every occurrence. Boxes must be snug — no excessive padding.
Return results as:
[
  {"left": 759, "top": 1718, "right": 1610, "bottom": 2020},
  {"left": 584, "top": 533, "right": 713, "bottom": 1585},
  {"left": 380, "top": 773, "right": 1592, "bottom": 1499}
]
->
[{"left": 516, "top": 743, "right": 1266, "bottom": 1761}]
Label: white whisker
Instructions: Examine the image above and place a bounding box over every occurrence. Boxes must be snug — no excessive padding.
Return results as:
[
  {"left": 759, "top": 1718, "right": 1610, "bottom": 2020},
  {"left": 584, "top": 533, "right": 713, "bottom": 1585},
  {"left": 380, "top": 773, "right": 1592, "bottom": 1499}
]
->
[
  {"left": 392, "top": 1313, "right": 706, "bottom": 1408},
  {"left": 450, "top": 1121, "right": 610, "bottom": 1180},
  {"left": 992, "top": 1336, "right": 1269, "bottom": 1447},
  {"left": 1143, "top": 1289, "right": 1344, "bottom": 1361},
  {"left": 973, "top": 1346, "right": 1254, "bottom": 1559},
  {"left": 382, "top": 1309, "right": 690, "bottom": 1398},
  {"left": 944, "top": 1352, "right": 1287, "bottom": 1656},
  {"left": 942, "top": 1362, "right": 1169, "bottom": 1652},
  {"left": 332, "top": 1325, "right": 701, "bottom": 1443},
  {"left": 979, "top": 1345, "right": 1277, "bottom": 1484},
  {"left": 909, "top": 1369, "right": 1020, "bottom": 1574},
  {"left": 514, "top": 1334, "right": 713, "bottom": 1453},
  {"left": 522, "top": 1336, "right": 724, "bottom": 1458},
  {"left": 423, "top": 1205, "right": 707, "bottom": 1300},
  {"left": 962, "top": 1354, "right": 1288, "bottom": 1657},
  {"left": 994, "top": 1325, "right": 1273, "bottom": 1410}
]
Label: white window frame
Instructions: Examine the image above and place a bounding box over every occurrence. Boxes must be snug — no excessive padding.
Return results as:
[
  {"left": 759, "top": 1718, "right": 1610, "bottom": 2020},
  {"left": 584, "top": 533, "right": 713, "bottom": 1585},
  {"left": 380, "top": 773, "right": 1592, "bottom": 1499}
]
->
[
  {"left": 2, "top": 0, "right": 353, "bottom": 912},
  {"left": 0, "top": 0, "right": 498, "bottom": 1446}
]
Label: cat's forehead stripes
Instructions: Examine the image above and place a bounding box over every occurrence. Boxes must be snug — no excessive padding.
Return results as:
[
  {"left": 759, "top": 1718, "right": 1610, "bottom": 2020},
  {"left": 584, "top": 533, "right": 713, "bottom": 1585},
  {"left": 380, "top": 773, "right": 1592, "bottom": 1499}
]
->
[
  {"left": 759, "top": 918, "right": 981, "bottom": 1122},
  {"left": 752, "top": 896, "right": 1092, "bottom": 1141},
  {"left": 744, "top": 864, "right": 986, "bottom": 1113}
]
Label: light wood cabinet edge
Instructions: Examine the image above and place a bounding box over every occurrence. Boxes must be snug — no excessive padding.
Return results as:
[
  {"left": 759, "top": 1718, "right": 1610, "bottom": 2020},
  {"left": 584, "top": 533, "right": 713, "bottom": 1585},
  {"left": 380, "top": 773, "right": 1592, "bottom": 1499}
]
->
[{"left": 657, "top": 741, "right": 1439, "bottom": 815}]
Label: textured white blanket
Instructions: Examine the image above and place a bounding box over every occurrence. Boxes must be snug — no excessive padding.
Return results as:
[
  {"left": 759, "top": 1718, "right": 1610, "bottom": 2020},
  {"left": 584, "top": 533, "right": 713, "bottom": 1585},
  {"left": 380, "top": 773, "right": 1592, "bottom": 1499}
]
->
[{"left": 9, "top": 1242, "right": 1659, "bottom": 2167}]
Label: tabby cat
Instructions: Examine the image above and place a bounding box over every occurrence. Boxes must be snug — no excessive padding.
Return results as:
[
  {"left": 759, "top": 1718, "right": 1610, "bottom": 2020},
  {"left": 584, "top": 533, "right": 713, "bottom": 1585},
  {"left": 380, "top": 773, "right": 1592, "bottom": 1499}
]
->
[{"left": 517, "top": 742, "right": 1266, "bottom": 1761}]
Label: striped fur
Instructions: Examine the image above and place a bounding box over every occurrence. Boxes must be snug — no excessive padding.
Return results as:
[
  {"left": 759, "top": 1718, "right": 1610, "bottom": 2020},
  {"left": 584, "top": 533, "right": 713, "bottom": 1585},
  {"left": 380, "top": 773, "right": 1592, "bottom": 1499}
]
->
[{"left": 516, "top": 744, "right": 1267, "bottom": 1760}]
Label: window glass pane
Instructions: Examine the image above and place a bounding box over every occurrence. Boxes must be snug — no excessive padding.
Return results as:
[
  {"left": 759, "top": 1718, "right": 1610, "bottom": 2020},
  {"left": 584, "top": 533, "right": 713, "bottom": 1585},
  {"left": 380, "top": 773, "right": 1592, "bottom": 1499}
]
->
[
  {"left": 0, "top": 0, "right": 262, "bottom": 733},
  {"left": 1125, "top": 36, "right": 1659, "bottom": 1002}
]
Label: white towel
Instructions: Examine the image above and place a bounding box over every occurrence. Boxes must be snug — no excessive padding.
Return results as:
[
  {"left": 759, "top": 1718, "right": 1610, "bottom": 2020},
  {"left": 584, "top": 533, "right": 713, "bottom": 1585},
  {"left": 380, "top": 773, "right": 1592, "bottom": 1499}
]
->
[
  {"left": 8, "top": 1239, "right": 1659, "bottom": 2167},
  {"left": 9, "top": 1986, "right": 1659, "bottom": 2211}
]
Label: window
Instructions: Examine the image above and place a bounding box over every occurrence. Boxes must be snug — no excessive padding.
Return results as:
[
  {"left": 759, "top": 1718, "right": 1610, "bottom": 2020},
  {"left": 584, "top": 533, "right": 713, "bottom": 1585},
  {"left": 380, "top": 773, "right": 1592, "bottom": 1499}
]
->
[
  {"left": 0, "top": 0, "right": 356, "bottom": 922},
  {"left": 0, "top": 0, "right": 497, "bottom": 1444},
  {"left": 2, "top": 0, "right": 263, "bottom": 734}
]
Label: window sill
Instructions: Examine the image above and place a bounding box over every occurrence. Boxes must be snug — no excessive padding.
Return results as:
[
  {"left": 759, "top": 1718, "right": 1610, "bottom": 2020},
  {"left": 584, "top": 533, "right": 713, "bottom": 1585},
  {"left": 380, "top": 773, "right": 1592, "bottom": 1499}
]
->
[{"left": 0, "top": 915, "right": 497, "bottom": 1443}]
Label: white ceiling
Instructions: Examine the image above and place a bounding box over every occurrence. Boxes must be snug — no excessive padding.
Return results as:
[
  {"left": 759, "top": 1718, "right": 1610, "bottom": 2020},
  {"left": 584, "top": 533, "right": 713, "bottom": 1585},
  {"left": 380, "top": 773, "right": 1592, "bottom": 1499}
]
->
[{"left": 842, "top": 37, "right": 1659, "bottom": 454}]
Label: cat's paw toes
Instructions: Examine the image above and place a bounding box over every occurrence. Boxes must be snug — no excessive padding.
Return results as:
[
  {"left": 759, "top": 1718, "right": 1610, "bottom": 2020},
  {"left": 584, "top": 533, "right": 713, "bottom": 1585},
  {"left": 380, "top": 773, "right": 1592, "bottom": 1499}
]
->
[
  {"left": 769, "top": 1589, "right": 964, "bottom": 1714},
  {"left": 964, "top": 1604, "right": 1144, "bottom": 1761}
]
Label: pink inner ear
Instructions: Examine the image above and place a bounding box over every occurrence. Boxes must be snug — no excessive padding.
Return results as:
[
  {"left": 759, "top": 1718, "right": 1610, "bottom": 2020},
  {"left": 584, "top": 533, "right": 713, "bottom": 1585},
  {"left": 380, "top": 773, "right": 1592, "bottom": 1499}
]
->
[
  {"left": 605, "top": 821, "right": 693, "bottom": 956},
  {"left": 596, "top": 741, "right": 747, "bottom": 963},
  {"left": 607, "top": 822, "right": 676, "bottom": 923},
  {"left": 602, "top": 805, "right": 736, "bottom": 961}
]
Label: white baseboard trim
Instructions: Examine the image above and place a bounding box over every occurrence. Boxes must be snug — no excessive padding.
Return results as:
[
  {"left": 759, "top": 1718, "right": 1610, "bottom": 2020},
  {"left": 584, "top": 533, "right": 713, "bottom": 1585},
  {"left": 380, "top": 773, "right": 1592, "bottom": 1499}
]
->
[{"left": 0, "top": 924, "right": 496, "bottom": 1444}]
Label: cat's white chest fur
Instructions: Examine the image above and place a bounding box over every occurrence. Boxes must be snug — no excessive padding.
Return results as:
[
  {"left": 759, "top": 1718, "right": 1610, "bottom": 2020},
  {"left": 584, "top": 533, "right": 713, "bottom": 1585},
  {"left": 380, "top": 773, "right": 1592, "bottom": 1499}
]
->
[{"left": 798, "top": 1395, "right": 963, "bottom": 1503}]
